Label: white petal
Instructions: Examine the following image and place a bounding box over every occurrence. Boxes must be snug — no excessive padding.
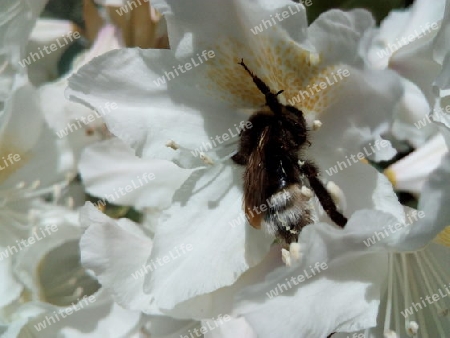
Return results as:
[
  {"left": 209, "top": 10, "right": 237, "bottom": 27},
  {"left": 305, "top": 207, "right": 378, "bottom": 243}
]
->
[
  {"left": 79, "top": 203, "right": 157, "bottom": 313},
  {"left": 236, "top": 252, "right": 388, "bottom": 337},
  {"left": 385, "top": 133, "right": 448, "bottom": 193},
  {"left": 308, "top": 9, "right": 375, "bottom": 67},
  {"left": 389, "top": 39, "right": 441, "bottom": 105},
  {"left": 0, "top": 253, "right": 23, "bottom": 308},
  {"left": 145, "top": 315, "right": 201, "bottom": 338},
  {"left": 434, "top": 51, "right": 450, "bottom": 90},
  {"left": 56, "top": 301, "right": 141, "bottom": 338},
  {"left": 0, "top": 0, "right": 47, "bottom": 98},
  {"left": 94, "top": 0, "right": 125, "bottom": 6},
  {"left": 26, "top": 19, "right": 76, "bottom": 85},
  {"left": 144, "top": 164, "right": 273, "bottom": 310},
  {"left": 399, "top": 151, "right": 450, "bottom": 250},
  {"left": 300, "top": 210, "right": 401, "bottom": 257},
  {"left": 203, "top": 317, "right": 256, "bottom": 338},
  {"left": 307, "top": 66, "right": 403, "bottom": 167},
  {"left": 1, "top": 83, "right": 75, "bottom": 189},
  {"left": 79, "top": 138, "right": 195, "bottom": 210},
  {"left": 391, "top": 79, "right": 437, "bottom": 147},
  {"left": 433, "top": 0, "right": 450, "bottom": 64},
  {"left": 12, "top": 216, "right": 82, "bottom": 299},
  {"left": 318, "top": 158, "right": 404, "bottom": 223},
  {"left": 66, "top": 48, "right": 247, "bottom": 164},
  {"left": 152, "top": 0, "right": 310, "bottom": 54},
  {"left": 40, "top": 24, "right": 122, "bottom": 130}
]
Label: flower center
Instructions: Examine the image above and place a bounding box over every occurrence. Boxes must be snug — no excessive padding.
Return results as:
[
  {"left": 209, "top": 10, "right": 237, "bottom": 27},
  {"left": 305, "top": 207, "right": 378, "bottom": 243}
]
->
[{"left": 199, "top": 35, "right": 348, "bottom": 126}]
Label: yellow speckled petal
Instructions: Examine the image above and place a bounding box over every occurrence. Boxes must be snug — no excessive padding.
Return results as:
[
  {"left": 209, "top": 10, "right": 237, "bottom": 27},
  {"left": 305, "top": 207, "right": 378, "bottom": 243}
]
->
[
  {"left": 198, "top": 28, "right": 348, "bottom": 124},
  {"left": 0, "top": 147, "right": 27, "bottom": 184},
  {"left": 434, "top": 226, "right": 450, "bottom": 247}
]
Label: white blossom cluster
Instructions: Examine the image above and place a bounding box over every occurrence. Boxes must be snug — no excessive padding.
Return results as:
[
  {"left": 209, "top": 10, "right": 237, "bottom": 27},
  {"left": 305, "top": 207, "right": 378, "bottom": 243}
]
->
[{"left": 0, "top": 0, "right": 449, "bottom": 337}]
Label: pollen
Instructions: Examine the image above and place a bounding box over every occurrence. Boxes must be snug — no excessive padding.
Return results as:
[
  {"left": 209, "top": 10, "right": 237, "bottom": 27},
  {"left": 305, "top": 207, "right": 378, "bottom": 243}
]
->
[
  {"left": 312, "top": 120, "right": 323, "bottom": 130},
  {"left": 165, "top": 140, "right": 179, "bottom": 150}
]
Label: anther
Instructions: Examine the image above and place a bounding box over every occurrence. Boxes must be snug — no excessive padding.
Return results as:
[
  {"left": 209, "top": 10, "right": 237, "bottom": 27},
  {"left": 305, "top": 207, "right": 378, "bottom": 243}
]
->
[
  {"left": 406, "top": 321, "right": 419, "bottom": 336},
  {"left": 165, "top": 140, "right": 179, "bottom": 150},
  {"left": 313, "top": 120, "right": 322, "bottom": 131},
  {"left": 199, "top": 152, "right": 214, "bottom": 165}
]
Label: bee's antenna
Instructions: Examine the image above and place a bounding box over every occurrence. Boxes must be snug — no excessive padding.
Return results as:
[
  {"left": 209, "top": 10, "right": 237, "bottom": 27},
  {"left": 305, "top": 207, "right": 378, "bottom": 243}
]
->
[
  {"left": 238, "top": 59, "right": 283, "bottom": 114},
  {"left": 238, "top": 59, "right": 272, "bottom": 95}
]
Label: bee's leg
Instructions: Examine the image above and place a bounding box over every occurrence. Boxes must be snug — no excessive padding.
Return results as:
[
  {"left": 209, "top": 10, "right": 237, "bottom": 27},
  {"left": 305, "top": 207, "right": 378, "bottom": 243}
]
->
[{"left": 301, "top": 160, "right": 348, "bottom": 228}]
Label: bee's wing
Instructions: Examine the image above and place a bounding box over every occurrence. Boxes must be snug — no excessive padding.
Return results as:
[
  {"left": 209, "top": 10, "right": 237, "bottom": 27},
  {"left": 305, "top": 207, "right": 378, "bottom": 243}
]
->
[{"left": 243, "top": 126, "right": 272, "bottom": 229}]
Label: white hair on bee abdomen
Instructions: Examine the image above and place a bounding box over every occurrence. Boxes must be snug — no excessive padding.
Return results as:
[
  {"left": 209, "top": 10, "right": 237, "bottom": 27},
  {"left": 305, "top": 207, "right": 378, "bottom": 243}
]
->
[{"left": 261, "top": 184, "right": 313, "bottom": 236}]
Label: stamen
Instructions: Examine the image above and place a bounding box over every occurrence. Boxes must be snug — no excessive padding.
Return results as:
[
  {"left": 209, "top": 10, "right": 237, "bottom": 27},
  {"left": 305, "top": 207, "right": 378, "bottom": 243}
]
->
[
  {"left": 52, "top": 184, "right": 62, "bottom": 204},
  {"left": 165, "top": 138, "right": 238, "bottom": 166},
  {"left": 393, "top": 256, "right": 401, "bottom": 335},
  {"left": 406, "top": 257, "right": 428, "bottom": 338},
  {"left": 312, "top": 120, "right": 322, "bottom": 131},
  {"left": 406, "top": 321, "right": 419, "bottom": 336},
  {"left": 414, "top": 253, "right": 445, "bottom": 314},
  {"left": 384, "top": 254, "right": 394, "bottom": 334},
  {"left": 384, "top": 330, "right": 398, "bottom": 338},
  {"left": 165, "top": 139, "right": 179, "bottom": 150},
  {"left": 0, "top": 60, "right": 8, "bottom": 73},
  {"left": 421, "top": 250, "right": 450, "bottom": 293},
  {"left": 417, "top": 250, "right": 448, "bottom": 336},
  {"left": 401, "top": 254, "right": 414, "bottom": 323},
  {"left": 199, "top": 152, "right": 214, "bottom": 165},
  {"left": 15, "top": 181, "right": 26, "bottom": 189}
]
